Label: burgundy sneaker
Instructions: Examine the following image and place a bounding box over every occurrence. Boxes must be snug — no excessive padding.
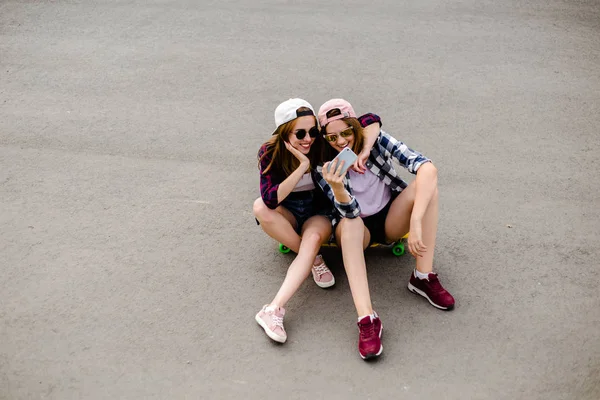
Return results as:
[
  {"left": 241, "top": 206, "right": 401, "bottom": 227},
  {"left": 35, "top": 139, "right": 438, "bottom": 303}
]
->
[
  {"left": 357, "top": 312, "right": 383, "bottom": 360},
  {"left": 408, "top": 270, "right": 455, "bottom": 310}
]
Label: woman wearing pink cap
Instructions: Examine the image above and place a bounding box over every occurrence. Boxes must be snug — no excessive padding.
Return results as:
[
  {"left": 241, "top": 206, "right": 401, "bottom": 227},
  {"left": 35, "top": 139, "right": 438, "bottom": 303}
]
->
[
  {"left": 315, "top": 98, "right": 455, "bottom": 360},
  {"left": 253, "top": 98, "right": 381, "bottom": 344}
]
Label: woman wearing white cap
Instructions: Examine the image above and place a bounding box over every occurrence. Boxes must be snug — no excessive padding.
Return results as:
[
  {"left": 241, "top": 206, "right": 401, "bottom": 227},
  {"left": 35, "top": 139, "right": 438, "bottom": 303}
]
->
[
  {"left": 253, "top": 98, "right": 381, "bottom": 344},
  {"left": 315, "top": 98, "right": 455, "bottom": 360}
]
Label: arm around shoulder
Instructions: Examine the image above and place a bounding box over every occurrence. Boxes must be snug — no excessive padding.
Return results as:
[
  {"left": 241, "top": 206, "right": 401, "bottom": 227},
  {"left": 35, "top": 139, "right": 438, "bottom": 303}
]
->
[{"left": 380, "top": 131, "right": 431, "bottom": 174}]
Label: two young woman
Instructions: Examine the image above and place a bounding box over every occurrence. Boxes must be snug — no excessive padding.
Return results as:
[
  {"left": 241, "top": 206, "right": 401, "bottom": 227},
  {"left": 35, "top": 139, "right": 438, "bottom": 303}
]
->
[
  {"left": 254, "top": 98, "right": 455, "bottom": 360},
  {"left": 252, "top": 98, "right": 379, "bottom": 344}
]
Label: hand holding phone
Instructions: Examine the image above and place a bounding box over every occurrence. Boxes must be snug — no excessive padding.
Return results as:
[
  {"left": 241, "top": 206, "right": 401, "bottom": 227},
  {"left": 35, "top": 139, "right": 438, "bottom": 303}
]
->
[
  {"left": 323, "top": 148, "right": 357, "bottom": 201},
  {"left": 326, "top": 148, "right": 357, "bottom": 176}
]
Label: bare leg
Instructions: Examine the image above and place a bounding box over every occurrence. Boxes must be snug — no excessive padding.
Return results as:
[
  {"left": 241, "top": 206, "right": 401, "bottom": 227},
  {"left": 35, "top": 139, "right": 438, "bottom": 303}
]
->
[
  {"left": 253, "top": 197, "right": 302, "bottom": 253},
  {"left": 415, "top": 187, "right": 438, "bottom": 273},
  {"left": 383, "top": 182, "right": 415, "bottom": 242},
  {"left": 384, "top": 183, "right": 439, "bottom": 273},
  {"left": 336, "top": 218, "right": 372, "bottom": 317},
  {"left": 269, "top": 216, "right": 332, "bottom": 307}
]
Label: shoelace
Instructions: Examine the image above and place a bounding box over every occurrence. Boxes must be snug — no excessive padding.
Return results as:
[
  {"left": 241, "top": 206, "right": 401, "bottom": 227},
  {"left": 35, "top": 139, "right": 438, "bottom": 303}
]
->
[
  {"left": 312, "top": 264, "right": 330, "bottom": 277},
  {"left": 270, "top": 314, "right": 284, "bottom": 330},
  {"left": 359, "top": 320, "right": 375, "bottom": 340}
]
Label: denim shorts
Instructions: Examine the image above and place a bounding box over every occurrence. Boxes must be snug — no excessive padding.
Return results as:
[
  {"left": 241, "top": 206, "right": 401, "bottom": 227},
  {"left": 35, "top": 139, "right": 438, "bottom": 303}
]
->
[
  {"left": 280, "top": 191, "right": 317, "bottom": 233},
  {"left": 255, "top": 191, "right": 329, "bottom": 234}
]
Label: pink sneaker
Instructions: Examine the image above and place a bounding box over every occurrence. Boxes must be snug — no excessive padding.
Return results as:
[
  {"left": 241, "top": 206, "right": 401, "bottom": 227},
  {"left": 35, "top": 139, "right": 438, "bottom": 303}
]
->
[
  {"left": 408, "top": 270, "right": 455, "bottom": 310},
  {"left": 255, "top": 305, "right": 287, "bottom": 343},
  {"left": 312, "top": 255, "right": 335, "bottom": 288},
  {"left": 357, "top": 312, "right": 383, "bottom": 360}
]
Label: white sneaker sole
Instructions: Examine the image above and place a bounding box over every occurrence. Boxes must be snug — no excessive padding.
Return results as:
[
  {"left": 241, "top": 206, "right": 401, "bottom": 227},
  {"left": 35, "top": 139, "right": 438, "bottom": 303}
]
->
[
  {"left": 407, "top": 282, "right": 453, "bottom": 310},
  {"left": 361, "top": 345, "right": 383, "bottom": 360},
  {"left": 314, "top": 277, "right": 335, "bottom": 288},
  {"left": 255, "top": 313, "right": 287, "bottom": 343}
]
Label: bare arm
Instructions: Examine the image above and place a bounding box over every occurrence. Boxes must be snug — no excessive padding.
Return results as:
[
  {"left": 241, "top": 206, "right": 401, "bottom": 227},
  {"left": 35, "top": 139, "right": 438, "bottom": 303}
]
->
[
  {"left": 320, "top": 160, "right": 361, "bottom": 218},
  {"left": 410, "top": 162, "right": 438, "bottom": 223},
  {"left": 331, "top": 183, "right": 352, "bottom": 204},
  {"left": 361, "top": 123, "right": 380, "bottom": 155},
  {"left": 275, "top": 141, "right": 311, "bottom": 203},
  {"left": 315, "top": 163, "right": 361, "bottom": 219},
  {"left": 353, "top": 113, "right": 382, "bottom": 173},
  {"left": 276, "top": 161, "right": 310, "bottom": 202}
]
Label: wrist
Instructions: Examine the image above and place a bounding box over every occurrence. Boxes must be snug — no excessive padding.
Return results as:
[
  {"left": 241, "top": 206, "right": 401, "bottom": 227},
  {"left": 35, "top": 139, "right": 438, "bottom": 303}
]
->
[
  {"left": 332, "top": 186, "right": 348, "bottom": 198},
  {"left": 330, "top": 181, "right": 344, "bottom": 190}
]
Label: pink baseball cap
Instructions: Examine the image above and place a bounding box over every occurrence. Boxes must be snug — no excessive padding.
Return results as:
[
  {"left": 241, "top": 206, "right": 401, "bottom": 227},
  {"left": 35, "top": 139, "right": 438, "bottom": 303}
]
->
[{"left": 318, "top": 99, "right": 357, "bottom": 127}]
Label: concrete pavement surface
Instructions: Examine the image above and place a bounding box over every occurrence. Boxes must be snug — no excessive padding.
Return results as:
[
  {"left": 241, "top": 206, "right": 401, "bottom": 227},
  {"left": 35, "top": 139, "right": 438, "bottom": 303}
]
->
[{"left": 1, "top": 0, "right": 599, "bottom": 399}]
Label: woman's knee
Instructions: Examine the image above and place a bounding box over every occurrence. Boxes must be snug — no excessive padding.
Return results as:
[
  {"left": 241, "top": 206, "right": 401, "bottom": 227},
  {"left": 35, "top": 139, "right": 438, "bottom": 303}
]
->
[
  {"left": 302, "top": 230, "right": 324, "bottom": 245},
  {"left": 340, "top": 217, "right": 364, "bottom": 229},
  {"left": 253, "top": 198, "right": 273, "bottom": 222},
  {"left": 302, "top": 220, "right": 331, "bottom": 243},
  {"left": 337, "top": 217, "right": 365, "bottom": 237}
]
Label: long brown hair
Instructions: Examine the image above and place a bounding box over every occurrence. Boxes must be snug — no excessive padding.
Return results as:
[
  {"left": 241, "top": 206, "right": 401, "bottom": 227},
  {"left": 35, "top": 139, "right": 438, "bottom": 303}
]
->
[
  {"left": 258, "top": 108, "right": 322, "bottom": 177},
  {"left": 321, "top": 117, "right": 365, "bottom": 162}
]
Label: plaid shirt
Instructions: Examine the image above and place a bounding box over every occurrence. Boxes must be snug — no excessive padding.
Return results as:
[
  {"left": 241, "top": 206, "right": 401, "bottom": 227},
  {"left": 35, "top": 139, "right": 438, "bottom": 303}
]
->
[
  {"left": 315, "top": 130, "right": 431, "bottom": 225},
  {"left": 258, "top": 113, "right": 381, "bottom": 209}
]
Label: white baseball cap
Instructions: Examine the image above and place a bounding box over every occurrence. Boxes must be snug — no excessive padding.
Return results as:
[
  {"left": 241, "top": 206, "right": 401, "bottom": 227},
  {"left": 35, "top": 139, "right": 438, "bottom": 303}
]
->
[{"left": 272, "top": 98, "right": 316, "bottom": 135}]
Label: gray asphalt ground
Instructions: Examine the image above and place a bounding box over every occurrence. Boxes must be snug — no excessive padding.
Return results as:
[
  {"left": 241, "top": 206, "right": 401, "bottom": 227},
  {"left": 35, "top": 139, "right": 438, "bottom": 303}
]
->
[{"left": 1, "top": 0, "right": 599, "bottom": 399}]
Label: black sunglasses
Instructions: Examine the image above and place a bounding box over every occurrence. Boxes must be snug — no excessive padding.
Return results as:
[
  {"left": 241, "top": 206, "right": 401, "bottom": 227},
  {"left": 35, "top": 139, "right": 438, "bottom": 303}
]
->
[{"left": 293, "top": 126, "right": 319, "bottom": 140}]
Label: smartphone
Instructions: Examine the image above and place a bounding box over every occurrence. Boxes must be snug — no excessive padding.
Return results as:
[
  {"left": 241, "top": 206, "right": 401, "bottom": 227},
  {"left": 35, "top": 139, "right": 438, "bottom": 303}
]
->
[{"left": 327, "top": 147, "right": 357, "bottom": 176}]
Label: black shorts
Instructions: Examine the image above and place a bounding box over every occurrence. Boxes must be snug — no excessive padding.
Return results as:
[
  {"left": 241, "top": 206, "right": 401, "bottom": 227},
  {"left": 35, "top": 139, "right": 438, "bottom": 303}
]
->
[{"left": 362, "top": 200, "right": 393, "bottom": 245}]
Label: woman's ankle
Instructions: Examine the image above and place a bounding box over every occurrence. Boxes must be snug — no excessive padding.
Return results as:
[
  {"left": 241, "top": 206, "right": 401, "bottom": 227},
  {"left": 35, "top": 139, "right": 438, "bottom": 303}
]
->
[{"left": 356, "top": 306, "right": 373, "bottom": 318}]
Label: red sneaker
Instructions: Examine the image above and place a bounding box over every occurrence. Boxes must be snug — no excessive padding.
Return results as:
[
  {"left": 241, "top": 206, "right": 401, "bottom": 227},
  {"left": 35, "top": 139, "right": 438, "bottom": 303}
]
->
[
  {"left": 357, "top": 312, "right": 383, "bottom": 360},
  {"left": 408, "top": 271, "right": 455, "bottom": 310}
]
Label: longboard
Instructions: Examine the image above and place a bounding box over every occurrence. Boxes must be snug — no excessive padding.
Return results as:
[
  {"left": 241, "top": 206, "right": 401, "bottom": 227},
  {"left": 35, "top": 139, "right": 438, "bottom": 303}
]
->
[{"left": 278, "top": 233, "right": 409, "bottom": 257}]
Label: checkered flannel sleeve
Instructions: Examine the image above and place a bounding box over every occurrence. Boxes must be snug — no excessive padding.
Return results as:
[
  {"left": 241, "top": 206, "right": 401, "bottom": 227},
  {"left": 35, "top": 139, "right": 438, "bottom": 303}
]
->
[
  {"left": 258, "top": 145, "right": 280, "bottom": 209},
  {"left": 357, "top": 113, "right": 382, "bottom": 128},
  {"left": 315, "top": 166, "right": 361, "bottom": 219},
  {"left": 379, "top": 130, "right": 431, "bottom": 174}
]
